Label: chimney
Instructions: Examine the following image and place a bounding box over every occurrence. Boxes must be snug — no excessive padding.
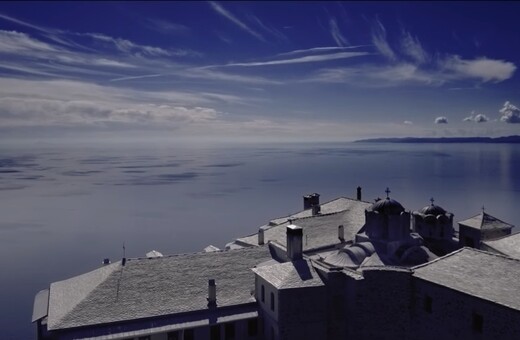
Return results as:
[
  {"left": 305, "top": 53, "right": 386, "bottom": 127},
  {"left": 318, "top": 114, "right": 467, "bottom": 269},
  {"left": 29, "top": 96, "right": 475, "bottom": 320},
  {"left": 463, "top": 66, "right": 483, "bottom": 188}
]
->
[
  {"left": 207, "top": 279, "right": 217, "bottom": 308},
  {"left": 312, "top": 205, "right": 321, "bottom": 216},
  {"left": 102, "top": 258, "right": 111, "bottom": 265},
  {"left": 122, "top": 258, "right": 126, "bottom": 266},
  {"left": 338, "top": 225, "right": 345, "bottom": 242},
  {"left": 303, "top": 193, "right": 320, "bottom": 210},
  {"left": 286, "top": 224, "right": 303, "bottom": 261},
  {"left": 258, "top": 227, "right": 265, "bottom": 245},
  {"left": 357, "top": 186, "right": 362, "bottom": 201}
]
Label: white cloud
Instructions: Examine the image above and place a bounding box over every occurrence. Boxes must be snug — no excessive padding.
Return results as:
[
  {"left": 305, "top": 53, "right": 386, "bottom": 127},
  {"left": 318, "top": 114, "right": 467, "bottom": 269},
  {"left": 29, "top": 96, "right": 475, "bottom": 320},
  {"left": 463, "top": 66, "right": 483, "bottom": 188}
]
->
[
  {"left": 371, "top": 18, "right": 396, "bottom": 61},
  {"left": 0, "top": 78, "right": 220, "bottom": 127},
  {"left": 277, "top": 45, "right": 367, "bottom": 57},
  {"left": 306, "top": 63, "right": 441, "bottom": 87},
  {"left": 145, "top": 18, "right": 190, "bottom": 34},
  {"left": 221, "top": 51, "right": 369, "bottom": 67},
  {"left": 329, "top": 18, "right": 348, "bottom": 47},
  {"left": 499, "top": 101, "right": 520, "bottom": 123},
  {"left": 463, "top": 111, "right": 489, "bottom": 123},
  {"left": 209, "top": 2, "right": 264, "bottom": 41},
  {"left": 86, "top": 33, "right": 174, "bottom": 57},
  {"left": 404, "top": 120, "right": 413, "bottom": 125},
  {"left": 441, "top": 56, "right": 516, "bottom": 83},
  {"left": 0, "top": 30, "right": 59, "bottom": 54},
  {"left": 400, "top": 30, "right": 428, "bottom": 64},
  {"left": 180, "top": 68, "right": 281, "bottom": 85},
  {"left": 249, "top": 14, "right": 287, "bottom": 42},
  {"left": 435, "top": 116, "right": 448, "bottom": 124}
]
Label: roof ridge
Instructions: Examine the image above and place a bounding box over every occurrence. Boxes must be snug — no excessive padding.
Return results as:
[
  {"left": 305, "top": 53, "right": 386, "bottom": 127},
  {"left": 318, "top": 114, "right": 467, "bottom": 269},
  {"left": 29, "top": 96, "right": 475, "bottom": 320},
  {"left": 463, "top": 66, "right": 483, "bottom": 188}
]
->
[
  {"left": 127, "top": 244, "right": 267, "bottom": 261},
  {"left": 411, "top": 248, "right": 466, "bottom": 270}
]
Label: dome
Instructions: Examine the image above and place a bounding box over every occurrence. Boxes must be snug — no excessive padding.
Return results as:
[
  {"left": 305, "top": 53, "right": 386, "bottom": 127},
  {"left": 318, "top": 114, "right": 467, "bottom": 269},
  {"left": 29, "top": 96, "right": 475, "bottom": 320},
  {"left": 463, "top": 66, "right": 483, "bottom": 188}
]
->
[
  {"left": 370, "top": 197, "right": 405, "bottom": 215},
  {"left": 419, "top": 204, "right": 446, "bottom": 216}
]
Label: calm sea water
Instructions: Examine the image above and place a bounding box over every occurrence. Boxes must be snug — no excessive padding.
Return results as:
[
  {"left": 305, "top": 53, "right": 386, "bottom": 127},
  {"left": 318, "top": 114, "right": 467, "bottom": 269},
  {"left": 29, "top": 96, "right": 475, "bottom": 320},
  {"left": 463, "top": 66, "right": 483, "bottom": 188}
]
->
[{"left": 1, "top": 141, "right": 520, "bottom": 339}]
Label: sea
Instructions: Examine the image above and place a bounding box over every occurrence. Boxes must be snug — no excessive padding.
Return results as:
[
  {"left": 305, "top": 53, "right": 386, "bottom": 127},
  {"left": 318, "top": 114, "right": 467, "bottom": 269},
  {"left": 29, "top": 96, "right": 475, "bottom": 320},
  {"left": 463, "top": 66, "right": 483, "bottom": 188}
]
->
[{"left": 2, "top": 141, "right": 520, "bottom": 339}]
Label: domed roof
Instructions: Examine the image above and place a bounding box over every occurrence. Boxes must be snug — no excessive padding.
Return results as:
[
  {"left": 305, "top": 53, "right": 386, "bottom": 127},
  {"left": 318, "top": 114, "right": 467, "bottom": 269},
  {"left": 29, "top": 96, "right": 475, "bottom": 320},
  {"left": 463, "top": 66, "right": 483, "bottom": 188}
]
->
[
  {"left": 371, "top": 197, "right": 405, "bottom": 215},
  {"left": 419, "top": 203, "right": 446, "bottom": 216}
]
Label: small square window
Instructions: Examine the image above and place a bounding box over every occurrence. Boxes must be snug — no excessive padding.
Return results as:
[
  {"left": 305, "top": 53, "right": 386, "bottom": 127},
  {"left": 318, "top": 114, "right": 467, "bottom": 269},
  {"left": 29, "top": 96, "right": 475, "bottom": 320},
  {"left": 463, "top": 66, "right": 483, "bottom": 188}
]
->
[
  {"left": 167, "top": 331, "right": 180, "bottom": 340},
  {"left": 423, "top": 295, "right": 432, "bottom": 313},
  {"left": 210, "top": 325, "right": 221, "bottom": 340},
  {"left": 473, "top": 313, "right": 483, "bottom": 333},
  {"left": 225, "top": 322, "right": 235, "bottom": 340},
  {"left": 184, "top": 329, "right": 195, "bottom": 340},
  {"left": 248, "top": 318, "right": 258, "bottom": 336}
]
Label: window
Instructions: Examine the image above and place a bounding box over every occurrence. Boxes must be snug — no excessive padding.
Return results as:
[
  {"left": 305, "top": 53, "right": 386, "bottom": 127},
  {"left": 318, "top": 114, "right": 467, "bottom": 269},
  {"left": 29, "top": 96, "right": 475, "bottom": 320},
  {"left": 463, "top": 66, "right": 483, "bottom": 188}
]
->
[
  {"left": 184, "top": 329, "right": 195, "bottom": 340},
  {"left": 423, "top": 295, "right": 432, "bottom": 313},
  {"left": 138, "top": 337, "right": 150, "bottom": 340},
  {"left": 473, "top": 312, "right": 483, "bottom": 333},
  {"left": 225, "top": 322, "right": 235, "bottom": 340},
  {"left": 247, "top": 318, "right": 258, "bottom": 337},
  {"left": 261, "top": 285, "right": 265, "bottom": 302},
  {"left": 210, "top": 325, "right": 221, "bottom": 340},
  {"left": 270, "top": 292, "right": 275, "bottom": 311},
  {"left": 465, "top": 236, "right": 475, "bottom": 248},
  {"left": 167, "top": 331, "right": 180, "bottom": 340}
]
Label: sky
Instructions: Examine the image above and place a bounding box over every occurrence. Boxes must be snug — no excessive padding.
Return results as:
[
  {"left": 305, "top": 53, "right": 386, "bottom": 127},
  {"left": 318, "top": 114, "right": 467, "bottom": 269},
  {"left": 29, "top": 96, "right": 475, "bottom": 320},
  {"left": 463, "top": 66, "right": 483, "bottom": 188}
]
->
[{"left": 0, "top": 1, "right": 519, "bottom": 142}]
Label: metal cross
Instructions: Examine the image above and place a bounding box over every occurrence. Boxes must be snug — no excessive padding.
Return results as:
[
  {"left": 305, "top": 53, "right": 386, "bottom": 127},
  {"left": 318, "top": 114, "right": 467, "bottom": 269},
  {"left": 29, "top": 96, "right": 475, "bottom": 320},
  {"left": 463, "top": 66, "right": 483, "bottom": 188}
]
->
[
  {"left": 385, "top": 187, "right": 391, "bottom": 198},
  {"left": 482, "top": 205, "right": 485, "bottom": 212},
  {"left": 430, "top": 197, "right": 435, "bottom": 205}
]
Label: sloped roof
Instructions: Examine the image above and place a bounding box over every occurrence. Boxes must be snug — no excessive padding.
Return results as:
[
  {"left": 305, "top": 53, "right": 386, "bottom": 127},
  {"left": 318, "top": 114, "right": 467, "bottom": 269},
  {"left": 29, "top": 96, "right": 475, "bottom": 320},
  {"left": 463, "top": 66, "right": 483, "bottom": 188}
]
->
[
  {"left": 269, "top": 197, "right": 370, "bottom": 226},
  {"left": 237, "top": 200, "right": 370, "bottom": 250},
  {"left": 458, "top": 212, "right": 513, "bottom": 231},
  {"left": 483, "top": 233, "right": 520, "bottom": 260},
  {"left": 47, "top": 246, "right": 274, "bottom": 330},
  {"left": 252, "top": 259, "right": 324, "bottom": 290},
  {"left": 413, "top": 248, "right": 520, "bottom": 311},
  {"left": 32, "top": 289, "right": 49, "bottom": 322}
]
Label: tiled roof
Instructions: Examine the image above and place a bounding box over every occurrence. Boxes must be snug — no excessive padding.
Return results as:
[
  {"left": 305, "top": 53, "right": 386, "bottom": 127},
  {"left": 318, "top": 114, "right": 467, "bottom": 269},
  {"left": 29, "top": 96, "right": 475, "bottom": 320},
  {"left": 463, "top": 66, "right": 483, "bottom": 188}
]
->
[
  {"left": 47, "top": 246, "right": 274, "bottom": 330},
  {"left": 32, "top": 289, "right": 49, "bottom": 322},
  {"left": 482, "top": 233, "right": 520, "bottom": 260},
  {"left": 458, "top": 212, "right": 513, "bottom": 231},
  {"left": 252, "top": 259, "right": 324, "bottom": 290},
  {"left": 413, "top": 248, "right": 520, "bottom": 311},
  {"left": 268, "top": 197, "right": 370, "bottom": 226},
  {"left": 237, "top": 200, "right": 370, "bottom": 251}
]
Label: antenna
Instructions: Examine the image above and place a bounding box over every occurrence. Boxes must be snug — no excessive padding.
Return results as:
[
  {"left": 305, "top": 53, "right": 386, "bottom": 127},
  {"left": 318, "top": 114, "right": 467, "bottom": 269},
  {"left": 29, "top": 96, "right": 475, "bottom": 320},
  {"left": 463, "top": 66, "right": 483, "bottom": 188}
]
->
[{"left": 123, "top": 242, "right": 126, "bottom": 259}]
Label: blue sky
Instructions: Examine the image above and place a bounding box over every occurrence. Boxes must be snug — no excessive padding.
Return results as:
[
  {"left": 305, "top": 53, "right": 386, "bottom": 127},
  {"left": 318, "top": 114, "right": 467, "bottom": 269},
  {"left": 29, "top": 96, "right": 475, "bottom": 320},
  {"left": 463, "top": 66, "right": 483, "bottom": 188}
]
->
[{"left": 0, "top": 1, "right": 519, "bottom": 141}]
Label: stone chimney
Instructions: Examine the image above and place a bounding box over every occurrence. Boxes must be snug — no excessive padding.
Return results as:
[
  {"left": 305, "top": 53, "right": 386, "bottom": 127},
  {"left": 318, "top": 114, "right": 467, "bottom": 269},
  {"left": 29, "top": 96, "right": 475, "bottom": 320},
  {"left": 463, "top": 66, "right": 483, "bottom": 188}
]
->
[
  {"left": 303, "top": 193, "right": 320, "bottom": 210},
  {"left": 207, "top": 279, "right": 217, "bottom": 308},
  {"left": 357, "top": 186, "right": 362, "bottom": 201},
  {"left": 338, "top": 225, "right": 345, "bottom": 242},
  {"left": 258, "top": 227, "right": 265, "bottom": 245},
  {"left": 286, "top": 224, "right": 303, "bottom": 261},
  {"left": 312, "top": 204, "right": 321, "bottom": 216}
]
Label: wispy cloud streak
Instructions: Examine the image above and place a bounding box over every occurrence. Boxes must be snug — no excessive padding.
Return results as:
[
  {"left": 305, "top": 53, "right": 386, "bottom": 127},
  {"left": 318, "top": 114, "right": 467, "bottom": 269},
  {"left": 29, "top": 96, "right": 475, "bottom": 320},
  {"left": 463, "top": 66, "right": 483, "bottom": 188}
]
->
[
  {"left": 209, "top": 2, "right": 264, "bottom": 41},
  {"left": 220, "top": 51, "right": 369, "bottom": 67},
  {"left": 329, "top": 18, "right": 348, "bottom": 47}
]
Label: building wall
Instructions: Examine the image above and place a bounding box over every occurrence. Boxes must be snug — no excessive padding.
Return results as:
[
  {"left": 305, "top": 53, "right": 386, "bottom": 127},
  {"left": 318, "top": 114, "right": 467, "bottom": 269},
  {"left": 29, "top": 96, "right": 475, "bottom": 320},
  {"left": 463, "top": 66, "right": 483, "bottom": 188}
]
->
[
  {"left": 411, "top": 278, "right": 520, "bottom": 340},
  {"left": 348, "top": 269, "right": 412, "bottom": 340},
  {"left": 458, "top": 226, "right": 481, "bottom": 248},
  {"left": 277, "top": 287, "right": 327, "bottom": 340}
]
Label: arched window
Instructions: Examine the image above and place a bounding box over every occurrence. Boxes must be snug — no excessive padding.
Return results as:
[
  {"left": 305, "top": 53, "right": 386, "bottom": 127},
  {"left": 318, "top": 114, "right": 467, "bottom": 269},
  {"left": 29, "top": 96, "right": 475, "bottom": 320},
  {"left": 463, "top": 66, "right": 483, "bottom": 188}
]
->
[{"left": 261, "top": 285, "right": 265, "bottom": 302}]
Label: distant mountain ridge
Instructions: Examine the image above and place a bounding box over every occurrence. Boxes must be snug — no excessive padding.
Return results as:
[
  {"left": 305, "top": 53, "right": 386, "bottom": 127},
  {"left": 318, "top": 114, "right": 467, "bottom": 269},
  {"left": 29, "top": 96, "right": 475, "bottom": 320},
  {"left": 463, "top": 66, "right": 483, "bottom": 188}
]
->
[{"left": 354, "top": 135, "right": 520, "bottom": 144}]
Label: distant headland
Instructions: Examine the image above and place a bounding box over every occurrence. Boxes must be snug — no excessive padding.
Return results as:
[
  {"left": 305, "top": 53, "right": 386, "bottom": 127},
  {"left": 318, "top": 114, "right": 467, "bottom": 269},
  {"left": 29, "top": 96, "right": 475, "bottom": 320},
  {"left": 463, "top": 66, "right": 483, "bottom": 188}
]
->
[{"left": 354, "top": 135, "right": 520, "bottom": 143}]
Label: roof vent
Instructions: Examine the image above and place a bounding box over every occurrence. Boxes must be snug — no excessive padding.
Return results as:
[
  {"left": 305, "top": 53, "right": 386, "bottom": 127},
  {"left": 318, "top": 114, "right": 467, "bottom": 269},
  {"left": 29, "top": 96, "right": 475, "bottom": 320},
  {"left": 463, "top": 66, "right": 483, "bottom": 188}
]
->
[
  {"left": 102, "top": 258, "right": 111, "bottom": 265},
  {"left": 207, "top": 279, "right": 217, "bottom": 308}
]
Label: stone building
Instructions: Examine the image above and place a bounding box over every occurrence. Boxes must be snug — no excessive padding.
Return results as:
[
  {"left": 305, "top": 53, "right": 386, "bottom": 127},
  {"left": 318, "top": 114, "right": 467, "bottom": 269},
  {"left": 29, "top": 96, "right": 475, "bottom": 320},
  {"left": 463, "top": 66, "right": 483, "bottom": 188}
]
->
[{"left": 33, "top": 189, "right": 520, "bottom": 340}]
